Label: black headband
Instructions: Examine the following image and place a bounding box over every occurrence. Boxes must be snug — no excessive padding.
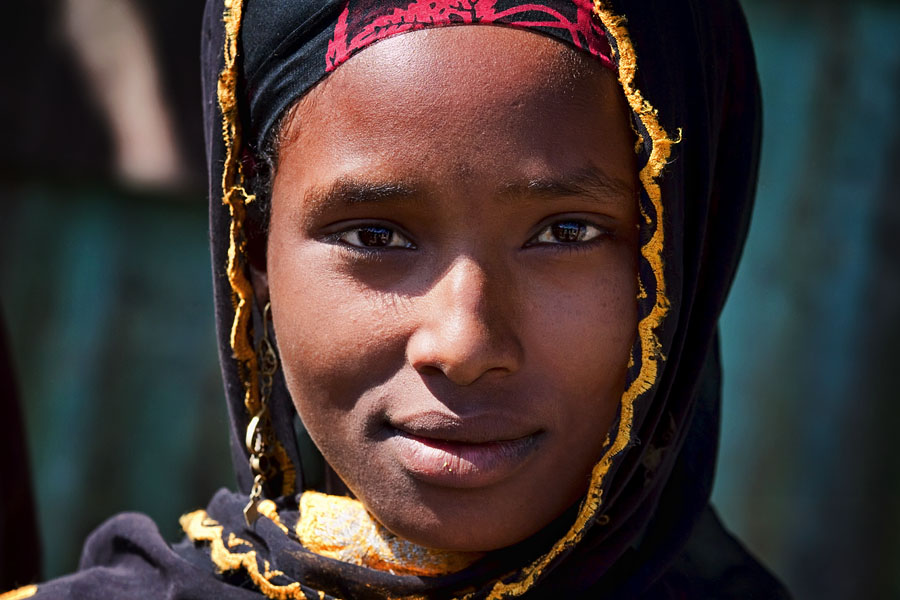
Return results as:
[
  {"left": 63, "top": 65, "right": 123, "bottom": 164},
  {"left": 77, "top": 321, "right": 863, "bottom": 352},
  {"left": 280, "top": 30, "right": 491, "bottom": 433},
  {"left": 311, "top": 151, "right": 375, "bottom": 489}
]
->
[{"left": 240, "top": 0, "right": 614, "bottom": 150}]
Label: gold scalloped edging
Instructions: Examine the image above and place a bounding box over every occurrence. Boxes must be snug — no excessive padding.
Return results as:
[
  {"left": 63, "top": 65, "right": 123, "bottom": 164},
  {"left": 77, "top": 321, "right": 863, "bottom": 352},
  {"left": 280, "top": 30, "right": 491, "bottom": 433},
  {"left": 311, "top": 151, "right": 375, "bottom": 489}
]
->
[
  {"left": 593, "top": 1, "right": 676, "bottom": 447},
  {"left": 475, "top": 3, "right": 676, "bottom": 597},
  {"left": 275, "top": 442, "right": 297, "bottom": 495},
  {"left": 297, "top": 492, "right": 482, "bottom": 577},
  {"left": 0, "top": 586, "right": 37, "bottom": 600},
  {"left": 219, "top": 0, "right": 296, "bottom": 496},
  {"left": 258, "top": 499, "right": 291, "bottom": 534},
  {"left": 182, "top": 502, "right": 470, "bottom": 599},
  {"left": 182, "top": 510, "right": 326, "bottom": 600},
  {"left": 219, "top": 0, "right": 258, "bottom": 411}
]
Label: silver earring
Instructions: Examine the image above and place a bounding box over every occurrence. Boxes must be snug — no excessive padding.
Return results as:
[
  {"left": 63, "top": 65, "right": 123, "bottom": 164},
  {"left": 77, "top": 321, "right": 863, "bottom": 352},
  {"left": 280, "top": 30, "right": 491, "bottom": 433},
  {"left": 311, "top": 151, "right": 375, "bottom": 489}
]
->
[{"left": 243, "top": 301, "right": 278, "bottom": 525}]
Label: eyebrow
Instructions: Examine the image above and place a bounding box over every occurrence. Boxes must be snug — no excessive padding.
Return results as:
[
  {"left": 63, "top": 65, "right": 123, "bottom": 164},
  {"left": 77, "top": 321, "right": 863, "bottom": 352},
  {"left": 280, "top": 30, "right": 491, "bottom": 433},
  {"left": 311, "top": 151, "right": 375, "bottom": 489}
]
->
[
  {"left": 301, "top": 179, "right": 420, "bottom": 217},
  {"left": 497, "top": 165, "right": 635, "bottom": 205},
  {"left": 299, "top": 165, "right": 634, "bottom": 217}
]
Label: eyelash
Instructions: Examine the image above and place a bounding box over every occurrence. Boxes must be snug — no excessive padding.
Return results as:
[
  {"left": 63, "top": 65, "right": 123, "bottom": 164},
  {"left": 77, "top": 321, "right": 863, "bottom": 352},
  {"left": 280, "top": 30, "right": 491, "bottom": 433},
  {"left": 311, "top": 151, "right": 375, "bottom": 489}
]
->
[
  {"left": 326, "top": 218, "right": 611, "bottom": 257},
  {"left": 325, "top": 224, "right": 416, "bottom": 258},
  {"left": 524, "top": 219, "right": 612, "bottom": 250}
]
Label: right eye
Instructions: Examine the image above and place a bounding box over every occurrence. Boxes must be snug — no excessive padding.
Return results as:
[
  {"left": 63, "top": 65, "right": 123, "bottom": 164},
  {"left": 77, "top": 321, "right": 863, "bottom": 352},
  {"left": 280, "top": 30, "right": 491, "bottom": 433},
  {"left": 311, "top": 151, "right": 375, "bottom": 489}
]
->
[{"left": 336, "top": 225, "right": 415, "bottom": 249}]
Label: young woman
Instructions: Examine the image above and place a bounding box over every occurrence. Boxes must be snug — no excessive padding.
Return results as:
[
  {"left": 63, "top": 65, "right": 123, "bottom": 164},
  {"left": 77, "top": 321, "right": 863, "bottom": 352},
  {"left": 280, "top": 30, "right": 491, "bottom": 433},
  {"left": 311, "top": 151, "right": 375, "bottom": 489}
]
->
[{"left": 2, "top": 0, "right": 789, "bottom": 598}]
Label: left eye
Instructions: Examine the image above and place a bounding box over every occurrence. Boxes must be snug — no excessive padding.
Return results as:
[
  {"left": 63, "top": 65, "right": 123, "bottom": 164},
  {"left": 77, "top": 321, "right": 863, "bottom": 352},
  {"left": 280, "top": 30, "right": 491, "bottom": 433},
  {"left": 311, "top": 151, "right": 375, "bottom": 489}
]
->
[
  {"left": 529, "top": 220, "right": 606, "bottom": 245},
  {"left": 337, "top": 226, "right": 414, "bottom": 249}
]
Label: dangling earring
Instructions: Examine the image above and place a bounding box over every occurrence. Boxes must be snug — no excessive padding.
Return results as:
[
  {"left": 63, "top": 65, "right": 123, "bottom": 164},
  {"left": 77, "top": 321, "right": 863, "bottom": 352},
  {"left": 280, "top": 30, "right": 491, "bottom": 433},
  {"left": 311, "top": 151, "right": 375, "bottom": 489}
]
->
[{"left": 243, "top": 301, "right": 279, "bottom": 526}]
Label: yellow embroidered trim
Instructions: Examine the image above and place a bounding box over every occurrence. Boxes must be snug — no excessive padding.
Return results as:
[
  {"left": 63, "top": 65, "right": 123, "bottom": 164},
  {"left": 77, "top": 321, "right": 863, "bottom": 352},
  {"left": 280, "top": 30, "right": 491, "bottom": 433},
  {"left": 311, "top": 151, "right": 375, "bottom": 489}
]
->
[
  {"left": 218, "top": 0, "right": 296, "bottom": 495},
  {"left": 182, "top": 510, "right": 315, "bottom": 600},
  {"left": 182, "top": 497, "right": 476, "bottom": 597},
  {"left": 477, "top": 3, "right": 677, "bottom": 597},
  {"left": 592, "top": 1, "right": 675, "bottom": 467},
  {"left": 296, "top": 491, "right": 482, "bottom": 577},
  {"left": 594, "top": 0, "right": 679, "bottom": 462},
  {"left": 257, "top": 499, "right": 290, "bottom": 534},
  {"left": 219, "top": 0, "right": 257, "bottom": 411},
  {"left": 0, "top": 586, "right": 37, "bottom": 600}
]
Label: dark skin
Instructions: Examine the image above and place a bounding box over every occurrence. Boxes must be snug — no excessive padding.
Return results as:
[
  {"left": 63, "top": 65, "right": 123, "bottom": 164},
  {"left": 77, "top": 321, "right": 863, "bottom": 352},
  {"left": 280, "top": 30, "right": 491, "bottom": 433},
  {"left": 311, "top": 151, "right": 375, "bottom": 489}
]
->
[{"left": 251, "top": 26, "right": 639, "bottom": 552}]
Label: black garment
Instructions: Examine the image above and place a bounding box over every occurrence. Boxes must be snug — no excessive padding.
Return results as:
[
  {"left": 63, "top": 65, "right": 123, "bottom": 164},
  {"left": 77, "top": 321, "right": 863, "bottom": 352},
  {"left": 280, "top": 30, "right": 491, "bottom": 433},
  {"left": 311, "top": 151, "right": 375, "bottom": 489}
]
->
[
  {"left": 0, "top": 316, "right": 41, "bottom": 590},
  {"left": 10, "top": 0, "right": 791, "bottom": 598}
]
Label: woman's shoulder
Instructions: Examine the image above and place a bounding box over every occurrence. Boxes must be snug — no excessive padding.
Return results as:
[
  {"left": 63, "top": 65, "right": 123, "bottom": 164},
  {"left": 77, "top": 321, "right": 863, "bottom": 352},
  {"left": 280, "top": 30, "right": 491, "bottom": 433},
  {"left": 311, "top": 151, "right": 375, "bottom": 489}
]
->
[
  {"left": 3, "top": 501, "right": 259, "bottom": 600},
  {"left": 648, "top": 506, "right": 792, "bottom": 600}
]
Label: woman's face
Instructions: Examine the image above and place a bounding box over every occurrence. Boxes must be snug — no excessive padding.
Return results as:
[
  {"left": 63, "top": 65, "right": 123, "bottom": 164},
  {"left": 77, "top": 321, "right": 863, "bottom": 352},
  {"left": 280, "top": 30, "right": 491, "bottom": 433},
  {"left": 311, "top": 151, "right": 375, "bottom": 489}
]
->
[{"left": 261, "top": 26, "right": 638, "bottom": 552}]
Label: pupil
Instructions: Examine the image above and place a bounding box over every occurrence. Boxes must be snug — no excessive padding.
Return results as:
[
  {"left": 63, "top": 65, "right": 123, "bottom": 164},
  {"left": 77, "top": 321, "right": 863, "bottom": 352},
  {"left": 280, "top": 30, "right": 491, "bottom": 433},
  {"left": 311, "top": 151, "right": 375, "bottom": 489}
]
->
[
  {"left": 552, "top": 222, "right": 584, "bottom": 243},
  {"left": 358, "top": 227, "right": 392, "bottom": 247}
]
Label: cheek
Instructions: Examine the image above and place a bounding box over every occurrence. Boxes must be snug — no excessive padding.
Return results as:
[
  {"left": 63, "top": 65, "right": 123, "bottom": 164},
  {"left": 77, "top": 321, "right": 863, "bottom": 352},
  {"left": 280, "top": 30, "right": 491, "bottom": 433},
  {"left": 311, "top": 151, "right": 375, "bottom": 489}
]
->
[
  {"left": 267, "top": 240, "right": 409, "bottom": 423},
  {"left": 524, "top": 253, "right": 638, "bottom": 391},
  {"left": 499, "top": 254, "right": 638, "bottom": 513}
]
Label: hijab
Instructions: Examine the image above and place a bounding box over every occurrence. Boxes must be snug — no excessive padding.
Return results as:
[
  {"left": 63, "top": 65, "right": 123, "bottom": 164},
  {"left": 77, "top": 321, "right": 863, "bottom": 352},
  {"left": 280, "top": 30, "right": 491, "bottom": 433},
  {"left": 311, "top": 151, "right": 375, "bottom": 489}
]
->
[{"left": 7, "top": 1, "right": 789, "bottom": 598}]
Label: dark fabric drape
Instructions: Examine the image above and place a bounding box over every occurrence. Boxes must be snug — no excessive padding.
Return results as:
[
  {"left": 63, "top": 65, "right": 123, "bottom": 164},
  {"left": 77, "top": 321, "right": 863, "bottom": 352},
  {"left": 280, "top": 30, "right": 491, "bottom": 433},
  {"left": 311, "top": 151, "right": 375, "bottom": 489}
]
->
[{"left": 0, "top": 314, "right": 42, "bottom": 589}]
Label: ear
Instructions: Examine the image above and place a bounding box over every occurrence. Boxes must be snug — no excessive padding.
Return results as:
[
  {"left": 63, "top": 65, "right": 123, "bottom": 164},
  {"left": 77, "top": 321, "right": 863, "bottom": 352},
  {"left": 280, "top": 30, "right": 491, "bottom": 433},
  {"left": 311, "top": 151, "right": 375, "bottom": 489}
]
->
[
  {"left": 250, "top": 262, "right": 270, "bottom": 311},
  {"left": 247, "top": 225, "right": 270, "bottom": 311}
]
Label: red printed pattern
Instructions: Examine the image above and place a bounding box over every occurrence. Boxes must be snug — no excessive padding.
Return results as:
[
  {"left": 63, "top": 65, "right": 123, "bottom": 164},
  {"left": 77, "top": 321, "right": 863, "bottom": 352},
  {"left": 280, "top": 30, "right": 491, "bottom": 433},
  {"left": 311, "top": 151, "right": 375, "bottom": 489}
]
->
[{"left": 326, "top": 0, "right": 613, "bottom": 72}]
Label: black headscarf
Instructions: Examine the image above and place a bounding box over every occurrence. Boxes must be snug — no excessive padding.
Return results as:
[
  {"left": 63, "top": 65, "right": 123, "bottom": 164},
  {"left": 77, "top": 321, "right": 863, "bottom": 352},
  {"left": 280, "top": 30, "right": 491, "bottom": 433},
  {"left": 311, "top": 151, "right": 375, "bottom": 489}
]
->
[{"left": 11, "top": 1, "right": 790, "bottom": 598}]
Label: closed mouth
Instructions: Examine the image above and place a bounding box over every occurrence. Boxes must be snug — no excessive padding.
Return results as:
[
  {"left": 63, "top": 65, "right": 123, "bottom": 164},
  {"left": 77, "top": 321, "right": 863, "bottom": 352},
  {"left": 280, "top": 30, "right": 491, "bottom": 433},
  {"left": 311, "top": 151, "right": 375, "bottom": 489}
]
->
[{"left": 387, "top": 426, "right": 542, "bottom": 489}]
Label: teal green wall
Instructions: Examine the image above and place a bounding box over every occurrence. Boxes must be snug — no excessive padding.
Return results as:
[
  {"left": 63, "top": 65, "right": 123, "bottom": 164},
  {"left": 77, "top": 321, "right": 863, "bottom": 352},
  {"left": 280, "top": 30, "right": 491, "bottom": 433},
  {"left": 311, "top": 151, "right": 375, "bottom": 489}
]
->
[
  {"left": 0, "top": 187, "right": 232, "bottom": 578},
  {"left": 713, "top": 2, "right": 900, "bottom": 598}
]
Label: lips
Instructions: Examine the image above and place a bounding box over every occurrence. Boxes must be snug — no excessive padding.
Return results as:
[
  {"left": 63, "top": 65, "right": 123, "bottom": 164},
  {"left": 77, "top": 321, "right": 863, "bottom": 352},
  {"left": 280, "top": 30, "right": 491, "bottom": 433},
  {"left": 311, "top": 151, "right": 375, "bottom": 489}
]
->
[{"left": 385, "top": 411, "right": 543, "bottom": 488}]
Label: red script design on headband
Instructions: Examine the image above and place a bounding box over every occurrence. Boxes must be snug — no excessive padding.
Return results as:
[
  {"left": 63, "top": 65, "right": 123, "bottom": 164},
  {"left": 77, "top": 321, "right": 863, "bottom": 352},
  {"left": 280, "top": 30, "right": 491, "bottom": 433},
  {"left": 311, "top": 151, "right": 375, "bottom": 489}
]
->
[{"left": 326, "top": 0, "right": 613, "bottom": 73}]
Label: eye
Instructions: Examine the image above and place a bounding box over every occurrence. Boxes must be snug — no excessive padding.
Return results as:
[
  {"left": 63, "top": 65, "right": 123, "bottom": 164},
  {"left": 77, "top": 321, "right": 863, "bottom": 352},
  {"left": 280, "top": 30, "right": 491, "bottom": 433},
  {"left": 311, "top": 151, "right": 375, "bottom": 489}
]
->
[
  {"left": 527, "top": 219, "right": 608, "bottom": 246},
  {"left": 336, "top": 225, "right": 415, "bottom": 249}
]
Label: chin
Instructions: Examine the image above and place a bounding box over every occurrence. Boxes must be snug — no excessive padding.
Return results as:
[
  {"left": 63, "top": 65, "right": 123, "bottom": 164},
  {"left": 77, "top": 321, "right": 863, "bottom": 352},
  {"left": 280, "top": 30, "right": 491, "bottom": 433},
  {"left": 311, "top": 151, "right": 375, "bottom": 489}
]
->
[
  {"left": 383, "top": 519, "right": 523, "bottom": 553},
  {"left": 363, "top": 484, "right": 553, "bottom": 553}
]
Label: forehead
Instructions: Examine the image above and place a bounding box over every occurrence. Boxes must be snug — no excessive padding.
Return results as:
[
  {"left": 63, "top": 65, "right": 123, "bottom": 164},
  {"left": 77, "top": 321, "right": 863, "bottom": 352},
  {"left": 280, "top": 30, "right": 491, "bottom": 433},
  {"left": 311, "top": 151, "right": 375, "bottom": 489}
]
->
[
  {"left": 329, "top": 25, "right": 596, "bottom": 100},
  {"left": 275, "top": 26, "right": 633, "bottom": 190}
]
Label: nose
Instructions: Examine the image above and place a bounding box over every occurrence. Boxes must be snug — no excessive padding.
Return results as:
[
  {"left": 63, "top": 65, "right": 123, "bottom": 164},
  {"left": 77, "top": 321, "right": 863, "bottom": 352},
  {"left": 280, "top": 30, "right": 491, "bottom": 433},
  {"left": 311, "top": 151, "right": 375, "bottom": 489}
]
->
[{"left": 406, "top": 257, "right": 523, "bottom": 386}]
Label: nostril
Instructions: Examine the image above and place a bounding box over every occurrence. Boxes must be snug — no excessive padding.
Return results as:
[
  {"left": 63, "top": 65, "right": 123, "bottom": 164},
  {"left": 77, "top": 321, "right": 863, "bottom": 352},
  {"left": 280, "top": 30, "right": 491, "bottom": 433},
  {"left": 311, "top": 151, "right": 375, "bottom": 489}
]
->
[
  {"left": 406, "top": 312, "right": 524, "bottom": 385},
  {"left": 415, "top": 363, "right": 446, "bottom": 378},
  {"left": 410, "top": 346, "right": 517, "bottom": 387}
]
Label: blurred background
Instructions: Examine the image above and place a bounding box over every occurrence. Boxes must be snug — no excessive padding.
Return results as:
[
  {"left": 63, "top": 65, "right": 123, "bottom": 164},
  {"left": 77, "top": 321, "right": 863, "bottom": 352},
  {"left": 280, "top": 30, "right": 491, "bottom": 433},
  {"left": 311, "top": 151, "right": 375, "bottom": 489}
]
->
[{"left": 0, "top": 0, "right": 897, "bottom": 598}]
